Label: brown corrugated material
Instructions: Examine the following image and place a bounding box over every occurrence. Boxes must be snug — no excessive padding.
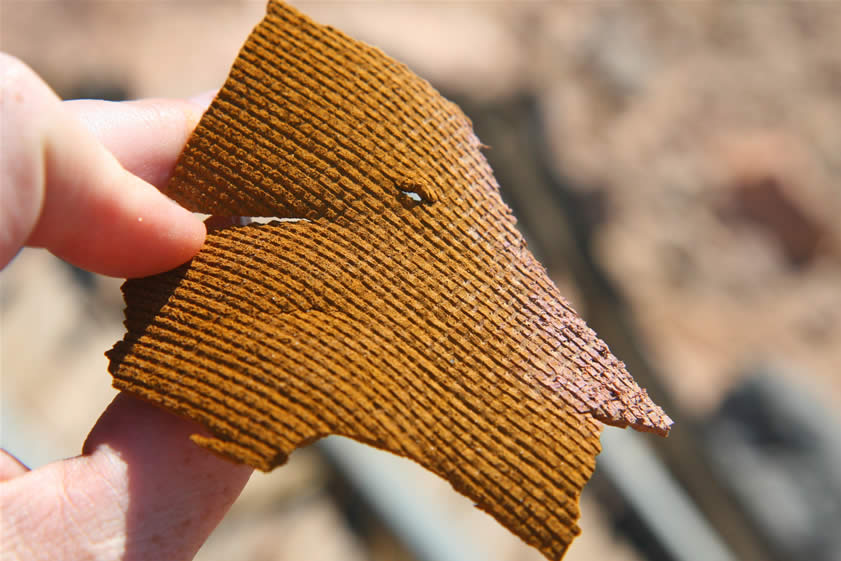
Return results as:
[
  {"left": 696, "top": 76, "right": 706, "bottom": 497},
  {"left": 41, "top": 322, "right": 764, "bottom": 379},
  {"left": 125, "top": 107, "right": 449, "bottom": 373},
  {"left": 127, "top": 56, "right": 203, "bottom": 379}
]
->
[{"left": 106, "top": 2, "right": 671, "bottom": 559}]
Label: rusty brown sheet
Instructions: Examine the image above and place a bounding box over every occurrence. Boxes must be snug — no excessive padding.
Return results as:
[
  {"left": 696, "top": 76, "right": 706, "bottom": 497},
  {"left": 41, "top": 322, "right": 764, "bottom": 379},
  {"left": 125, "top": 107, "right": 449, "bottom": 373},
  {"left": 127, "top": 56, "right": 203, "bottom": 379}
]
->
[{"left": 107, "top": 2, "right": 671, "bottom": 559}]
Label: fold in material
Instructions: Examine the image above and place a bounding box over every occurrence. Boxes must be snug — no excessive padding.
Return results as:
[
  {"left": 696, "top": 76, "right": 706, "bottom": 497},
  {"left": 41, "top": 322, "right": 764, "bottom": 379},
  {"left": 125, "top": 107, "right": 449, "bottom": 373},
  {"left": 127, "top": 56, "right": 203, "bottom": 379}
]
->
[{"left": 107, "top": 2, "right": 671, "bottom": 559}]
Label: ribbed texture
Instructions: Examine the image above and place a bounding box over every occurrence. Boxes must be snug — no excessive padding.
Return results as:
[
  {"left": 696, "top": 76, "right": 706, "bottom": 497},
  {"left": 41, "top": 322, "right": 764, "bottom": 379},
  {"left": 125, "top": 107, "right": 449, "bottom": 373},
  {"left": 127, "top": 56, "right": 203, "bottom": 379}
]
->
[{"left": 107, "top": 2, "right": 671, "bottom": 559}]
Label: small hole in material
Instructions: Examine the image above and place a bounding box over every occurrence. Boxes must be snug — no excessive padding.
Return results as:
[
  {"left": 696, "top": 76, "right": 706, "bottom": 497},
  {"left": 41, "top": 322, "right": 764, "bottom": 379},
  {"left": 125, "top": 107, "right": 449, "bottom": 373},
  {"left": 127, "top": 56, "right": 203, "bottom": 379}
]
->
[
  {"left": 397, "top": 179, "right": 438, "bottom": 203},
  {"left": 401, "top": 190, "right": 423, "bottom": 202}
]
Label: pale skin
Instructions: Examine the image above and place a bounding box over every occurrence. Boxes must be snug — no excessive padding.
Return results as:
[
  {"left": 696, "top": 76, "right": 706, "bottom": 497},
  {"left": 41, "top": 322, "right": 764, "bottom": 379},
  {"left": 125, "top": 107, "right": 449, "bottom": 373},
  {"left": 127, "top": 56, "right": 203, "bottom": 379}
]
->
[{"left": 0, "top": 54, "right": 254, "bottom": 560}]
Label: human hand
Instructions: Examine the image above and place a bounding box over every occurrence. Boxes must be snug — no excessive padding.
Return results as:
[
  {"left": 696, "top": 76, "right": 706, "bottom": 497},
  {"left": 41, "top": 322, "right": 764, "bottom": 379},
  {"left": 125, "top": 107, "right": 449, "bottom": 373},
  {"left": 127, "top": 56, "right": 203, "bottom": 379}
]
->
[{"left": 0, "top": 54, "right": 254, "bottom": 561}]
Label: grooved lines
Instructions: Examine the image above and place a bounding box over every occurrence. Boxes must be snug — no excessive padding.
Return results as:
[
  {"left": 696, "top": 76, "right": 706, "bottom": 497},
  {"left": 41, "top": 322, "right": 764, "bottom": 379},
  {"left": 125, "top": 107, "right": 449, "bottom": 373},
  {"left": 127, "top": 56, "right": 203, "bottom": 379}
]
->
[{"left": 107, "top": 2, "right": 671, "bottom": 560}]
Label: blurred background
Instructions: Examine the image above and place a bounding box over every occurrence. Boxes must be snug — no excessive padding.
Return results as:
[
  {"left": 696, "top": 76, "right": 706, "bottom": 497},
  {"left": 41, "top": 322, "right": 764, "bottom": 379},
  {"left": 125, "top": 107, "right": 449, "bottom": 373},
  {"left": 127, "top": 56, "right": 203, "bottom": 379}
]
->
[{"left": 2, "top": 2, "right": 840, "bottom": 561}]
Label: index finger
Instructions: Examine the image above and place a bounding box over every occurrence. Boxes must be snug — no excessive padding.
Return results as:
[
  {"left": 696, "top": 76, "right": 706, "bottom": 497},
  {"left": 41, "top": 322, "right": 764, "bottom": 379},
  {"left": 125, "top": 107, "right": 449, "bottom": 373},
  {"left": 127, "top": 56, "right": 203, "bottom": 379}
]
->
[{"left": 0, "top": 54, "right": 206, "bottom": 277}]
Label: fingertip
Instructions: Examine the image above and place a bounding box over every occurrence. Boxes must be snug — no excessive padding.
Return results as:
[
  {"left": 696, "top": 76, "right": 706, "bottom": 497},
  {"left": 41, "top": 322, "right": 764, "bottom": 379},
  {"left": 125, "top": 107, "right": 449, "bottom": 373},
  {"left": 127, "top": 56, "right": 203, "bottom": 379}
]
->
[
  {"left": 30, "top": 167, "right": 208, "bottom": 279},
  {"left": 149, "top": 194, "right": 208, "bottom": 256},
  {"left": 106, "top": 192, "right": 208, "bottom": 279},
  {"left": 129, "top": 207, "right": 208, "bottom": 279}
]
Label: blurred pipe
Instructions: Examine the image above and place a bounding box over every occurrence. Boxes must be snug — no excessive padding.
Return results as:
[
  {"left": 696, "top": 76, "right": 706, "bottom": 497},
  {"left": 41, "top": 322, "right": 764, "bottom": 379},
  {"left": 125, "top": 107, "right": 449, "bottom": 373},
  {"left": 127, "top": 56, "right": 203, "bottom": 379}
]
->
[
  {"left": 318, "top": 436, "right": 489, "bottom": 561},
  {"left": 599, "top": 427, "right": 739, "bottom": 561}
]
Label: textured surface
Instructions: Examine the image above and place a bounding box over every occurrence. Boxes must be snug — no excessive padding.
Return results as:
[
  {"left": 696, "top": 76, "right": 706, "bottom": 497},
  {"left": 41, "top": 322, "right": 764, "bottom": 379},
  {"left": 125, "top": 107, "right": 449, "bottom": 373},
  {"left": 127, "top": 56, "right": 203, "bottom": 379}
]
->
[{"left": 107, "top": 2, "right": 670, "bottom": 559}]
